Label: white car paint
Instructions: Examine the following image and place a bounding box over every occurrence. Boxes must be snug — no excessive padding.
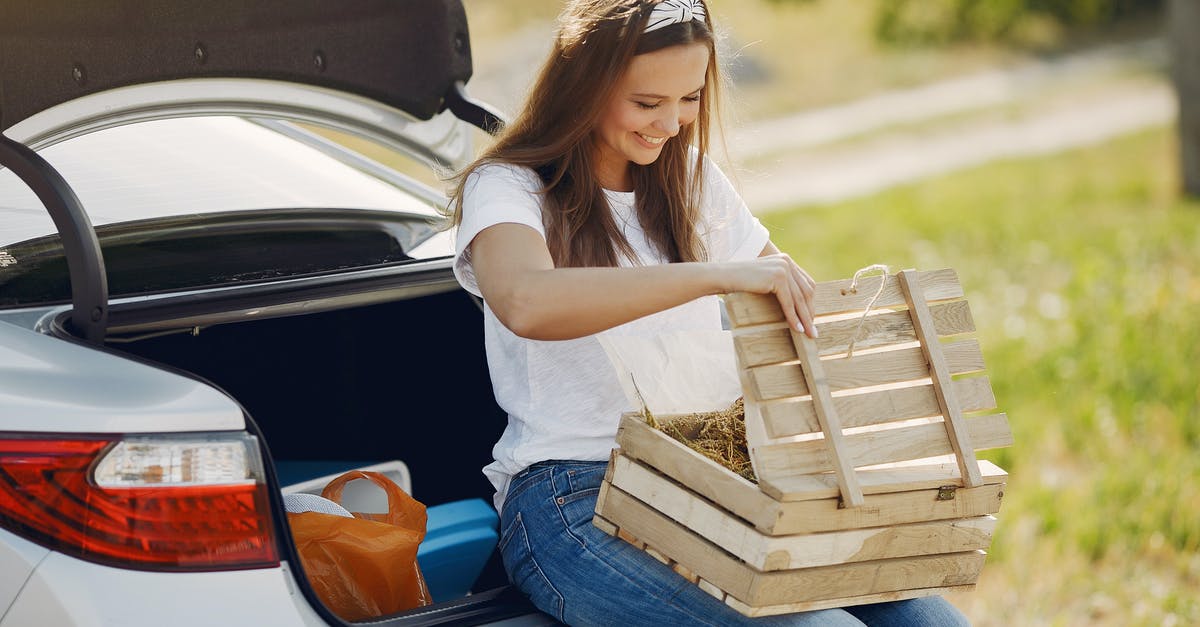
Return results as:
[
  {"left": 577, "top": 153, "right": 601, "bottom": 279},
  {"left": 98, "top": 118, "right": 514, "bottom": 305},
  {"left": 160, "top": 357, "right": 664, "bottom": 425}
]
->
[
  {"left": 0, "top": 529, "right": 49, "bottom": 619},
  {"left": 0, "top": 321, "right": 243, "bottom": 433},
  {"left": 0, "top": 116, "right": 444, "bottom": 246},
  {"left": 2, "top": 549, "right": 324, "bottom": 627}
]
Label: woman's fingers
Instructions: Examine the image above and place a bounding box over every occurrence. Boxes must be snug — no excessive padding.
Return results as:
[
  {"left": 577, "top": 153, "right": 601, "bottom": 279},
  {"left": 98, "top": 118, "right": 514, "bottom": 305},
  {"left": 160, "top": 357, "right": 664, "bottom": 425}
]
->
[
  {"left": 789, "top": 263, "right": 817, "bottom": 337},
  {"left": 724, "top": 254, "right": 818, "bottom": 338},
  {"left": 763, "top": 254, "right": 817, "bottom": 339},
  {"left": 786, "top": 267, "right": 817, "bottom": 339}
]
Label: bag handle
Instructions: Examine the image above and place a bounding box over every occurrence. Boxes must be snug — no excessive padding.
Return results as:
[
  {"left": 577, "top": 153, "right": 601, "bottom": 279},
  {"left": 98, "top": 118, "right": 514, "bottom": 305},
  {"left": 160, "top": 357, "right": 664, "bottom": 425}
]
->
[{"left": 321, "top": 470, "right": 427, "bottom": 530}]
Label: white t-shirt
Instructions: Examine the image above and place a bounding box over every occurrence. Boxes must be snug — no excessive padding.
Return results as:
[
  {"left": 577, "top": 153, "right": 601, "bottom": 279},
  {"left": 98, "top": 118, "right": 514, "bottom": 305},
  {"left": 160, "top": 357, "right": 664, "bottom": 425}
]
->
[{"left": 453, "top": 158, "right": 769, "bottom": 512}]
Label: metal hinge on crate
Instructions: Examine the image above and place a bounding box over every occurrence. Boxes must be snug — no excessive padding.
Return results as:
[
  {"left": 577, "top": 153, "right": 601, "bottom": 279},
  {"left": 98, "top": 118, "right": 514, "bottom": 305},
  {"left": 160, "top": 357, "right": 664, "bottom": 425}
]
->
[{"left": 936, "top": 485, "right": 958, "bottom": 501}]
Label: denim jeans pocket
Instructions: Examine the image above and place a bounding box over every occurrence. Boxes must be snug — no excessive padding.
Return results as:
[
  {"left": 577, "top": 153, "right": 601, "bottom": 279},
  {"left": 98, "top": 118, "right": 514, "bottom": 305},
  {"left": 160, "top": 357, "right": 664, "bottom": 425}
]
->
[
  {"left": 564, "top": 462, "right": 608, "bottom": 494},
  {"left": 497, "top": 512, "right": 565, "bottom": 621},
  {"left": 555, "top": 488, "right": 603, "bottom": 550}
]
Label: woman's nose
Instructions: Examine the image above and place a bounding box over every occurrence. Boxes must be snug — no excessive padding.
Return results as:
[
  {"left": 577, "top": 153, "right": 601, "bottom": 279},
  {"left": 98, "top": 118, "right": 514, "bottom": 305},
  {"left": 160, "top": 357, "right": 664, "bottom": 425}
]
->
[{"left": 654, "top": 111, "right": 681, "bottom": 136}]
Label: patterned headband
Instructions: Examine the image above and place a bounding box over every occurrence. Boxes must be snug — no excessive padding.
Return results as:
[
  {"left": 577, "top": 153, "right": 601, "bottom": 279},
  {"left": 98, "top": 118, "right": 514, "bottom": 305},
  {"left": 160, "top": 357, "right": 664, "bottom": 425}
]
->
[{"left": 644, "top": 0, "right": 707, "bottom": 34}]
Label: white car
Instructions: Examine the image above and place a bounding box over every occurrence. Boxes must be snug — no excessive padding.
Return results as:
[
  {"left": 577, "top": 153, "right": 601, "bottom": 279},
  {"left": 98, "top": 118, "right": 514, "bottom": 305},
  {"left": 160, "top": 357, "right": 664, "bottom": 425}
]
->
[{"left": 0, "top": 1, "right": 552, "bottom": 625}]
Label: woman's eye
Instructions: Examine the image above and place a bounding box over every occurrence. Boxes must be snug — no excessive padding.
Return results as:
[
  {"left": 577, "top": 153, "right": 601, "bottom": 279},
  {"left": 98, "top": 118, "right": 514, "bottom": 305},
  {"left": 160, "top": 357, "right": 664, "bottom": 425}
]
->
[
  {"left": 684, "top": 95, "right": 701, "bottom": 103},
  {"left": 635, "top": 101, "right": 659, "bottom": 110}
]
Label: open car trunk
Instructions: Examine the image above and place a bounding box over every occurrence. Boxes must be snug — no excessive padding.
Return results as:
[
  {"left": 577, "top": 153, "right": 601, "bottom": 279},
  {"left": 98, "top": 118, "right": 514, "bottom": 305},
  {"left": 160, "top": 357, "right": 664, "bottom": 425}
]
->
[{"left": 106, "top": 287, "right": 519, "bottom": 618}]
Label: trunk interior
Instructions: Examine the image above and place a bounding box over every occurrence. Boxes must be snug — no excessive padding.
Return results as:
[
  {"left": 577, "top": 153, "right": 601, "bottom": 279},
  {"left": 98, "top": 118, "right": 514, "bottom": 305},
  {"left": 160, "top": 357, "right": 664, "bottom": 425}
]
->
[{"left": 108, "top": 287, "right": 514, "bottom": 596}]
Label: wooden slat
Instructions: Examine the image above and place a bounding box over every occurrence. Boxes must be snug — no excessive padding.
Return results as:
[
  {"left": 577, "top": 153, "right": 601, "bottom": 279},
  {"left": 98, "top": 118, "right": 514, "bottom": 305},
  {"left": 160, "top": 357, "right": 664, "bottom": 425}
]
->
[
  {"left": 725, "top": 585, "right": 978, "bottom": 617},
  {"left": 608, "top": 454, "right": 996, "bottom": 570},
  {"left": 592, "top": 515, "right": 619, "bottom": 537},
  {"left": 598, "top": 483, "right": 987, "bottom": 607},
  {"left": 762, "top": 376, "right": 996, "bottom": 438},
  {"left": 600, "top": 509, "right": 980, "bottom": 616},
  {"left": 748, "top": 339, "right": 986, "bottom": 401},
  {"left": 784, "top": 330, "right": 864, "bottom": 506},
  {"left": 737, "top": 349, "right": 772, "bottom": 474},
  {"left": 724, "top": 268, "right": 963, "bottom": 326},
  {"left": 616, "top": 415, "right": 1006, "bottom": 533},
  {"left": 771, "top": 480, "right": 1003, "bottom": 534},
  {"left": 760, "top": 459, "right": 1006, "bottom": 502},
  {"left": 697, "top": 578, "right": 726, "bottom": 601},
  {"left": 673, "top": 563, "right": 700, "bottom": 584},
  {"left": 732, "top": 327, "right": 798, "bottom": 371},
  {"left": 899, "top": 269, "right": 983, "bottom": 487},
  {"left": 753, "top": 413, "right": 1012, "bottom": 478},
  {"left": 615, "top": 415, "right": 782, "bottom": 531},
  {"left": 733, "top": 300, "right": 976, "bottom": 368}
]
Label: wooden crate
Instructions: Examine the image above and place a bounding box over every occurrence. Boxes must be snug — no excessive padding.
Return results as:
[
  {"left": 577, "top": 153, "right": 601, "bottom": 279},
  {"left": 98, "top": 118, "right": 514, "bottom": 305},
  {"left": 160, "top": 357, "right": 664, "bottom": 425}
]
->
[{"left": 593, "top": 268, "right": 1012, "bottom": 616}]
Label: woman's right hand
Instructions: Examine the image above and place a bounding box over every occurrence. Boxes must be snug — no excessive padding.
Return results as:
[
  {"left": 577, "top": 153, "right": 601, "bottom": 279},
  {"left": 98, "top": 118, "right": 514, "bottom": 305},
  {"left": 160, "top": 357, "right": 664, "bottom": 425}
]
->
[{"left": 718, "top": 250, "right": 818, "bottom": 339}]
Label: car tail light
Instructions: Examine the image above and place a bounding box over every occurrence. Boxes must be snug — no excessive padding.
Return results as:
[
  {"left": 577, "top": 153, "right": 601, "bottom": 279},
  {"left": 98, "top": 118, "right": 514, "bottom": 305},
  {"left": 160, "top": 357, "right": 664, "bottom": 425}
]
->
[{"left": 0, "top": 432, "right": 279, "bottom": 571}]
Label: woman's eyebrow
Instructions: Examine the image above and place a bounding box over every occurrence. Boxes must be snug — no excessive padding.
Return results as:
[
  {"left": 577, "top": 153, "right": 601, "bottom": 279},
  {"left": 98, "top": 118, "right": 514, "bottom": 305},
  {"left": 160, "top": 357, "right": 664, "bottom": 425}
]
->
[{"left": 631, "top": 86, "right": 704, "bottom": 99}]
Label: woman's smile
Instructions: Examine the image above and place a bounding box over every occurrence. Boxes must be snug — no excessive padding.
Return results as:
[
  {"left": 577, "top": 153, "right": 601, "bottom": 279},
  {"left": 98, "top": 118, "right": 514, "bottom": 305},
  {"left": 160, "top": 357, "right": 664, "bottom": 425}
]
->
[{"left": 636, "top": 132, "right": 668, "bottom": 147}]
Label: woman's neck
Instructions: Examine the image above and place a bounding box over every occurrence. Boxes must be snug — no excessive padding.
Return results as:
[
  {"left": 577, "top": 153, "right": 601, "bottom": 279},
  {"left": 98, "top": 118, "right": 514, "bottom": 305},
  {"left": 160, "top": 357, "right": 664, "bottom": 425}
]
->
[{"left": 594, "top": 152, "right": 633, "bottom": 192}]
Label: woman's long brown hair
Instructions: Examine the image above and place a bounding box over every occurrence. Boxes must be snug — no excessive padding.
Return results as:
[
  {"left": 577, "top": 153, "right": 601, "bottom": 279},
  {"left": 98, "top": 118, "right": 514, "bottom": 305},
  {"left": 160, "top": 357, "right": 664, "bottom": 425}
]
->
[{"left": 448, "top": 0, "right": 720, "bottom": 268}]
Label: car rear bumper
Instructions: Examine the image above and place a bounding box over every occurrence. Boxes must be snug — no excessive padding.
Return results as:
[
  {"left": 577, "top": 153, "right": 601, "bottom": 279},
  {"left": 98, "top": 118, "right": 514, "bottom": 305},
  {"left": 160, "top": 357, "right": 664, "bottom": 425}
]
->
[{"left": 1, "top": 549, "right": 324, "bottom": 627}]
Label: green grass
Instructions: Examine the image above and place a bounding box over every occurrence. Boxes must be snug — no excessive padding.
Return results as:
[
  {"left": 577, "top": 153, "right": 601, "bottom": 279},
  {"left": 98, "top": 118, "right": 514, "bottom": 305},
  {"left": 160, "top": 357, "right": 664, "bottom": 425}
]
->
[{"left": 766, "top": 127, "right": 1200, "bottom": 626}]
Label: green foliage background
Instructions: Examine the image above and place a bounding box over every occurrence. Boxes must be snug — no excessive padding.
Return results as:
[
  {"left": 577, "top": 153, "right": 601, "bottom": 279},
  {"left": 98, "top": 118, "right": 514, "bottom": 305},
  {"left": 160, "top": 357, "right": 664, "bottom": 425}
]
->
[
  {"left": 873, "top": 0, "right": 1163, "bottom": 44},
  {"left": 766, "top": 127, "right": 1199, "bottom": 624}
]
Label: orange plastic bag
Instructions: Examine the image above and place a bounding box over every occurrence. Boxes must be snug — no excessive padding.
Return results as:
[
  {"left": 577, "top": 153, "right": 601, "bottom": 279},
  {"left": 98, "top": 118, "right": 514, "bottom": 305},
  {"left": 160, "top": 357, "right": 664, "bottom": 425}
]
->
[{"left": 287, "top": 470, "right": 432, "bottom": 621}]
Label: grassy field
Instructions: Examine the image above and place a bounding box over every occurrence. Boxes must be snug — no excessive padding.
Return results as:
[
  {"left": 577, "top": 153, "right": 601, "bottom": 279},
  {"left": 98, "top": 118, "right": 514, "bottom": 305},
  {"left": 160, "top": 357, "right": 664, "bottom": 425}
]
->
[{"left": 764, "top": 126, "right": 1199, "bottom": 626}]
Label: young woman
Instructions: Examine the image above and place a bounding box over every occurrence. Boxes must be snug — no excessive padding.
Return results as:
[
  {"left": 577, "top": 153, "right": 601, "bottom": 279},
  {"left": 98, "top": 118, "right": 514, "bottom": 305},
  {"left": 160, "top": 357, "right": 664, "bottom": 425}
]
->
[{"left": 450, "top": 1, "right": 971, "bottom": 624}]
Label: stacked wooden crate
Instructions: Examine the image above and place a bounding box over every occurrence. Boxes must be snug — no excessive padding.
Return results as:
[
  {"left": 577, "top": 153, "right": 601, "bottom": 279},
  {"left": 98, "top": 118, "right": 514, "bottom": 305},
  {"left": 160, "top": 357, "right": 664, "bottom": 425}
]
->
[{"left": 593, "top": 268, "right": 1013, "bottom": 616}]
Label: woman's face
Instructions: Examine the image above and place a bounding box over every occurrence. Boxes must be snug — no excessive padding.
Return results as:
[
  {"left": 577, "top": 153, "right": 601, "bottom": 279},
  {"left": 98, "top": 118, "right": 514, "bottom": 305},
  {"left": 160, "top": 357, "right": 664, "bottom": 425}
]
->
[{"left": 593, "top": 42, "right": 709, "bottom": 191}]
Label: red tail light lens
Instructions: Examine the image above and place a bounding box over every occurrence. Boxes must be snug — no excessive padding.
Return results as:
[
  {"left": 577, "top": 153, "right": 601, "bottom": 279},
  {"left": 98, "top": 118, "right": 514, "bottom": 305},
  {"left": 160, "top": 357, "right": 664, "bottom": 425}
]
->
[{"left": 0, "top": 433, "right": 279, "bottom": 571}]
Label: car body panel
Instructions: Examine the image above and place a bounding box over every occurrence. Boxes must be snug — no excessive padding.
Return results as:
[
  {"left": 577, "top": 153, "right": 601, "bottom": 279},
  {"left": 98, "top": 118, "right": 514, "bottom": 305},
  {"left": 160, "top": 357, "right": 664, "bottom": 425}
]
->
[
  {"left": 0, "top": 114, "right": 452, "bottom": 247},
  {"left": 0, "top": 0, "right": 472, "bottom": 131},
  {"left": 2, "top": 553, "right": 323, "bottom": 627},
  {"left": 2, "top": 78, "right": 472, "bottom": 175},
  {"left": 0, "top": 320, "right": 242, "bottom": 433},
  {"left": 0, "top": 529, "right": 49, "bottom": 619}
]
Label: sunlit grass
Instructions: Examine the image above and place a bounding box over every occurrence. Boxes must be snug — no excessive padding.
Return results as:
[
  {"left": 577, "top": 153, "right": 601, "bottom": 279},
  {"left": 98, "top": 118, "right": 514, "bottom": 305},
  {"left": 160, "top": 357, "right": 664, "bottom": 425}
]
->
[{"left": 766, "top": 127, "right": 1200, "bottom": 626}]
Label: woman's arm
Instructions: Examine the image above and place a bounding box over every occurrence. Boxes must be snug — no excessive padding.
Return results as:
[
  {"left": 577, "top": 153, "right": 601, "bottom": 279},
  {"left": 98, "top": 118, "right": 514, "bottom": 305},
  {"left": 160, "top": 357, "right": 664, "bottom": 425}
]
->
[{"left": 470, "top": 223, "right": 817, "bottom": 341}]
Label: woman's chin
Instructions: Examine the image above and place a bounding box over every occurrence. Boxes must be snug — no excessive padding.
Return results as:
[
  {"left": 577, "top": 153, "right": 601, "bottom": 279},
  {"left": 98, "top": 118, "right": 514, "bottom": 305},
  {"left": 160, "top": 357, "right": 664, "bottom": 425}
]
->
[{"left": 630, "top": 149, "right": 665, "bottom": 166}]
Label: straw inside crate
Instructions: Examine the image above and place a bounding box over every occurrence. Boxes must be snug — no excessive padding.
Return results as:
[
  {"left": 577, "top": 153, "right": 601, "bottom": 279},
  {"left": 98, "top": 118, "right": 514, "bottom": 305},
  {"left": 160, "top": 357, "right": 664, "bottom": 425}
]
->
[{"left": 651, "top": 398, "right": 756, "bottom": 483}]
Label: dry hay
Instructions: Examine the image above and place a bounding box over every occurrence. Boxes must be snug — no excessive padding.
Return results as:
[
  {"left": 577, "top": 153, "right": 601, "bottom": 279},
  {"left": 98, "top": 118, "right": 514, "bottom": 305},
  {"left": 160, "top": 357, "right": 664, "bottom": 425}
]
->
[{"left": 645, "top": 398, "right": 756, "bottom": 483}]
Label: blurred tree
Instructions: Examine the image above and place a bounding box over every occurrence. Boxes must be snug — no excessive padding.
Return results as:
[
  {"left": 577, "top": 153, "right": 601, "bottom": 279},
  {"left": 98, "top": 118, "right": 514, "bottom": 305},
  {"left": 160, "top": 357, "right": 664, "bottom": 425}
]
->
[
  {"left": 1169, "top": 0, "right": 1200, "bottom": 196},
  {"left": 869, "top": 0, "right": 1162, "bottom": 45}
]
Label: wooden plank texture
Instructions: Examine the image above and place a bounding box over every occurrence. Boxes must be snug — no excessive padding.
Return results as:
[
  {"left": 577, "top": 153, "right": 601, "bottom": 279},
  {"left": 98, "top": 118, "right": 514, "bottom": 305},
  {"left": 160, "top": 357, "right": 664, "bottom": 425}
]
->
[
  {"left": 899, "top": 269, "right": 983, "bottom": 487},
  {"left": 733, "top": 300, "right": 976, "bottom": 368},
  {"left": 761, "top": 375, "right": 998, "bottom": 438},
  {"left": 615, "top": 415, "right": 782, "bottom": 531},
  {"left": 747, "top": 339, "right": 986, "bottom": 401},
  {"left": 752, "top": 412, "right": 1012, "bottom": 478},
  {"left": 598, "top": 483, "right": 988, "bottom": 606},
  {"left": 785, "top": 330, "right": 864, "bottom": 506},
  {"left": 608, "top": 454, "right": 996, "bottom": 570},
  {"left": 725, "top": 585, "right": 978, "bottom": 617},
  {"left": 761, "top": 459, "right": 1007, "bottom": 502},
  {"left": 617, "top": 415, "right": 1007, "bottom": 532},
  {"left": 724, "top": 268, "right": 963, "bottom": 326},
  {"left": 766, "top": 480, "right": 1004, "bottom": 534}
]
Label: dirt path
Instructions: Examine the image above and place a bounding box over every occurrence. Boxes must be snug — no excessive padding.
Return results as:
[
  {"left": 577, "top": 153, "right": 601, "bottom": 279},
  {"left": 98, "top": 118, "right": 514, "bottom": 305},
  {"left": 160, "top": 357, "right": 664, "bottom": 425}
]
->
[
  {"left": 736, "top": 76, "right": 1174, "bottom": 211},
  {"left": 728, "top": 38, "right": 1173, "bottom": 211}
]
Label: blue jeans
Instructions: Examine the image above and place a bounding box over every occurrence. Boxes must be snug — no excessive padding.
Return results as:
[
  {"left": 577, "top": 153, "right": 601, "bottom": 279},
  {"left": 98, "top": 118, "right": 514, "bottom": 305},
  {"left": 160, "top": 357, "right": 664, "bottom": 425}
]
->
[{"left": 499, "top": 460, "right": 971, "bottom": 627}]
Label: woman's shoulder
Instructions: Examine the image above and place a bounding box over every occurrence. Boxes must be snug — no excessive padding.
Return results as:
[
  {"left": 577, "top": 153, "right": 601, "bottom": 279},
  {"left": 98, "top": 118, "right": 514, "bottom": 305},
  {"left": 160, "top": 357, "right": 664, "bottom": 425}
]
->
[{"left": 466, "top": 160, "right": 544, "bottom": 194}]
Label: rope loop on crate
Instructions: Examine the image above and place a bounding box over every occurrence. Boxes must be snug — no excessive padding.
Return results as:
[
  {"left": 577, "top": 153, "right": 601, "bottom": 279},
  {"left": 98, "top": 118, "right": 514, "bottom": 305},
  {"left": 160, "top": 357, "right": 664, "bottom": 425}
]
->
[{"left": 842, "top": 264, "right": 890, "bottom": 359}]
